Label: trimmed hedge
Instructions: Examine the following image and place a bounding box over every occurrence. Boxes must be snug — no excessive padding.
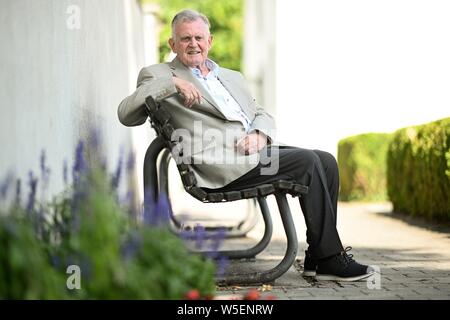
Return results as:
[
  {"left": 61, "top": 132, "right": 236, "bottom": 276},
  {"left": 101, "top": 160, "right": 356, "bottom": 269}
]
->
[
  {"left": 338, "top": 133, "right": 393, "bottom": 201},
  {"left": 387, "top": 118, "right": 450, "bottom": 221}
]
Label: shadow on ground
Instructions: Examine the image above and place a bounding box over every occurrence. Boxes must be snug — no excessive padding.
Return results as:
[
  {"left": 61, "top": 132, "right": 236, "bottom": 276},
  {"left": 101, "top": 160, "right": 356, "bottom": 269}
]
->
[
  {"left": 196, "top": 237, "right": 450, "bottom": 300},
  {"left": 375, "top": 210, "right": 450, "bottom": 237}
]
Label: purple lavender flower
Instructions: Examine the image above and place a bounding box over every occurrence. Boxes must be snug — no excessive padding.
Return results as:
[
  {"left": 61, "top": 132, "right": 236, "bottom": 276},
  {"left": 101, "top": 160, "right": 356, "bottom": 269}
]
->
[
  {"left": 179, "top": 229, "right": 194, "bottom": 242},
  {"left": 123, "top": 190, "right": 137, "bottom": 221},
  {"left": 39, "top": 149, "right": 51, "bottom": 187},
  {"left": 126, "top": 150, "right": 135, "bottom": 173},
  {"left": 179, "top": 223, "right": 228, "bottom": 275},
  {"left": 143, "top": 191, "right": 172, "bottom": 226},
  {"left": 72, "top": 140, "right": 86, "bottom": 185},
  {"left": 208, "top": 227, "right": 227, "bottom": 254},
  {"left": 89, "top": 128, "right": 102, "bottom": 150},
  {"left": 70, "top": 179, "right": 88, "bottom": 233},
  {"left": 193, "top": 224, "right": 206, "bottom": 250},
  {"left": 205, "top": 227, "right": 229, "bottom": 276},
  {"left": 14, "top": 178, "right": 21, "bottom": 207},
  {"left": 142, "top": 189, "right": 156, "bottom": 225},
  {"left": 0, "top": 172, "right": 14, "bottom": 201},
  {"left": 63, "top": 159, "right": 68, "bottom": 185},
  {"left": 26, "top": 171, "right": 38, "bottom": 215},
  {"left": 70, "top": 186, "right": 85, "bottom": 233},
  {"left": 215, "top": 255, "right": 229, "bottom": 277},
  {"left": 111, "top": 147, "right": 124, "bottom": 190},
  {"left": 39, "top": 150, "right": 51, "bottom": 226},
  {"left": 155, "top": 192, "right": 172, "bottom": 225},
  {"left": 121, "top": 231, "right": 142, "bottom": 261}
]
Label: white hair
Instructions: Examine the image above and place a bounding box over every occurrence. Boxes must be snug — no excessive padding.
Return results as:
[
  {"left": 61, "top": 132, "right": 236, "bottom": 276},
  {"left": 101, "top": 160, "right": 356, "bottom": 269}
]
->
[{"left": 171, "top": 9, "right": 211, "bottom": 37}]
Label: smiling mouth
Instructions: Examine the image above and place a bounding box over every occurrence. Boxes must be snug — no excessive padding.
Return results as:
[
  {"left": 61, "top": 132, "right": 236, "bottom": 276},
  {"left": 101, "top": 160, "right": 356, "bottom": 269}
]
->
[{"left": 187, "top": 51, "right": 201, "bottom": 55}]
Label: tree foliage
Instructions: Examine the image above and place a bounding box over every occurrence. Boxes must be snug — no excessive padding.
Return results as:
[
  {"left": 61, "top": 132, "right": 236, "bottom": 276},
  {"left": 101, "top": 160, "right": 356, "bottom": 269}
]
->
[{"left": 142, "top": 0, "right": 243, "bottom": 71}]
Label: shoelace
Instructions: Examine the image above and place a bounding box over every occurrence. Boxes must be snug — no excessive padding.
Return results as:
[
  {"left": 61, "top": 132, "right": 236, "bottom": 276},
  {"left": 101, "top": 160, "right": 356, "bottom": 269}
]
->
[{"left": 338, "top": 246, "right": 355, "bottom": 266}]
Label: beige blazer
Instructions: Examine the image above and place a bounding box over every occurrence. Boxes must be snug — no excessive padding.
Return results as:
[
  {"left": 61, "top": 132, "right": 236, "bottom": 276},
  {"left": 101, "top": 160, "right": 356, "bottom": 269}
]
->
[{"left": 118, "top": 57, "right": 276, "bottom": 189}]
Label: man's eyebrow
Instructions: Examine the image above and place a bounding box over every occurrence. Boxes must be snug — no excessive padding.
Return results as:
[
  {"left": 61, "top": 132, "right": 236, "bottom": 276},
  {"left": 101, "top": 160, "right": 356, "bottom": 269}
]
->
[{"left": 179, "top": 34, "right": 205, "bottom": 38}]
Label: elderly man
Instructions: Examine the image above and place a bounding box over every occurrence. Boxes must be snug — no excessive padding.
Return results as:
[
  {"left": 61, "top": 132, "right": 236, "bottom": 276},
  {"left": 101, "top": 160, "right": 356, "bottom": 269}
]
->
[{"left": 118, "top": 9, "right": 374, "bottom": 282}]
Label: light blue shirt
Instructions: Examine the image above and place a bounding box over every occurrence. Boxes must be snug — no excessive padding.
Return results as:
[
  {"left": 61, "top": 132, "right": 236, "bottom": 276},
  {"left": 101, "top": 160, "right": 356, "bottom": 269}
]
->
[{"left": 191, "top": 59, "right": 251, "bottom": 132}]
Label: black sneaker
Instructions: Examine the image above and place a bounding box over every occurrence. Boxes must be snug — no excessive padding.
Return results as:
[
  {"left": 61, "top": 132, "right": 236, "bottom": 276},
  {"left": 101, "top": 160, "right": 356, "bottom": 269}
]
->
[
  {"left": 316, "top": 247, "right": 375, "bottom": 281},
  {"left": 302, "top": 250, "right": 317, "bottom": 277}
]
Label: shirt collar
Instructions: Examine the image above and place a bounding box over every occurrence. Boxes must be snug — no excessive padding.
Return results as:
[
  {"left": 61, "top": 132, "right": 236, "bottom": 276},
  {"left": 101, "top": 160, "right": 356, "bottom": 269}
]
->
[{"left": 190, "top": 59, "right": 219, "bottom": 78}]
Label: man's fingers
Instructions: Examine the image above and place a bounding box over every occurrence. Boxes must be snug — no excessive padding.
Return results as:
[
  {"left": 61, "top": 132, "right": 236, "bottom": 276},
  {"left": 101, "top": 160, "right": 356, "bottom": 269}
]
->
[
  {"left": 236, "top": 136, "right": 248, "bottom": 150},
  {"left": 247, "top": 148, "right": 256, "bottom": 155},
  {"left": 236, "top": 136, "right": 246, "bottom": 146},
  {"left": 182, "top": 87, "right": 202, "bottom": 108},
  {"left": 183, "top": 93, "right": 191, "bottom": 107},
  {"left": 193, "top": 88, "right": 202, "bottom": 105},
  {"left": 236, "top": 133, "right": 267, "bottom": 155},
  {"left": 236, "top": 138, "right": 246, "bottom": 154},
  {"left": 247, "top": 141, "right": 257, "bottom": 153},
  {"left": 187, "top": 92, "right": 196, "bottom": 107},
  {"left": 244, "top": 136, "right": 257, "bottom": 150},
  {"left": 175, "top": 79, "right": 201, "bottom": 108},
  {"left": 237, "top": 137, "right": 258, "bottom": 155}
]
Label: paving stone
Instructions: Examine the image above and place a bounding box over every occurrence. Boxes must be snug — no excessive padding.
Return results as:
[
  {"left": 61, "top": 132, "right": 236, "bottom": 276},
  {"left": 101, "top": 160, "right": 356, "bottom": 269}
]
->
[{"left": 195, "top": 202, "right": 450, "bottom": 300}]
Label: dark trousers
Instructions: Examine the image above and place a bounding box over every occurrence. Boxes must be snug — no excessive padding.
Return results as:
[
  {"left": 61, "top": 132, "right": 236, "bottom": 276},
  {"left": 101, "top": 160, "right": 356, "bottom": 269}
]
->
[{"left": 203, "top": 145, "right": 344, "bottom": 260}]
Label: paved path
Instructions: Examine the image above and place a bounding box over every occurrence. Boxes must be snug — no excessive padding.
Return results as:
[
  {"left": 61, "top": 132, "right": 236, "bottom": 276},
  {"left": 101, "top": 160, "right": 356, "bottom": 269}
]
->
[{"left": 186, "top": 200, "right": 450, "bottom": 300}]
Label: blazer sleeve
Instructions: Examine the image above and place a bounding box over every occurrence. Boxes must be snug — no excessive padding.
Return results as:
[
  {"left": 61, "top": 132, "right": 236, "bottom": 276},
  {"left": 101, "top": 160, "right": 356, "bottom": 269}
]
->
[
  {"left": 117, "top": 64, "right": 178, "bottom": 127},
  {"left": 238, "top": 74, "right": 276, "bottom": 143},
  {"left": 249, "top": 113, "right": 276, "bottom": 144}
]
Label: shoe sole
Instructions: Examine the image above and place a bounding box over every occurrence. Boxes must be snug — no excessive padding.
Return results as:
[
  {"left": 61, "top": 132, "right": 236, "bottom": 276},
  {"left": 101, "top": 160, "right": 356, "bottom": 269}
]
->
[
  {"left": 315, "top": 271, "right": 375, "bottom": 282},
  {"left": 302, "top": 270, "right": 316, "bottom": 277}
]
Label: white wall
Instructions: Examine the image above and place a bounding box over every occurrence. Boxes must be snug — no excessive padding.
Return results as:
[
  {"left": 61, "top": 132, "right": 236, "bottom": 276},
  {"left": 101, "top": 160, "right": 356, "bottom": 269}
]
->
[
  {"left": 243, "top": 0, "right": 277, "bottom": 117},
  {"left": 0, "top": 0, "right": 147, "bottom": 202},
  {"left": 276, "top": 0, "right": 450, "bottom": 155}
]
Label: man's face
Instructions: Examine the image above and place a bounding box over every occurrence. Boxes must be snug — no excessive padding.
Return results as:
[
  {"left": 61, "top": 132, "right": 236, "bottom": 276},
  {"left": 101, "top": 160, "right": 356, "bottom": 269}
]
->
[{"left": 169, "top": 19, "right": 212, "bottom": 68}]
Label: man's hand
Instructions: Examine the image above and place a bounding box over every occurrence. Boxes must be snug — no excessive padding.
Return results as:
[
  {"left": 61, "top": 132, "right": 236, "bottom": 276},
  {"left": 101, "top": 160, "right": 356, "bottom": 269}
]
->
[
  {"left": 172, "top": 77, "right": 202, "bottom": 108},
  {"left": 236, "top": 131, "right": 268, "bottom": 155}
]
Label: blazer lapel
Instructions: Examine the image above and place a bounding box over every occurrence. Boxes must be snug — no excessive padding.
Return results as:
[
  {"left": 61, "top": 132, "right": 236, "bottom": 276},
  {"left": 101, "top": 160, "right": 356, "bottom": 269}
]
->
[
  {"left": 217, "top": 70, "right": 255, "bottom": 119},
  {"left": 169, "top": 58, "right": 226, "bottom": 120}
]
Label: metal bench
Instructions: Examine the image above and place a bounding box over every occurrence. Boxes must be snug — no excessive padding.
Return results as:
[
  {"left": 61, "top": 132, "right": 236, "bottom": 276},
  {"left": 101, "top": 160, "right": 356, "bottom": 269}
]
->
[
  {"left": 157, "top": 147, "right": 260, "bottom": 239},
  {"left": 143, "top": 95, "right": 309, "bottom": 285}
]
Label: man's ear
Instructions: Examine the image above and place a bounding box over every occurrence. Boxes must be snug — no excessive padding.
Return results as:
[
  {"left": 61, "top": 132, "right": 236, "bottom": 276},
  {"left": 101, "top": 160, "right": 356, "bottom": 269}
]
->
[
  {"left": 208, "top": 34, "right": 213, "bottom": 49},
  {"left": 168, "top": 38, "right": 175, "bottom": 52}
]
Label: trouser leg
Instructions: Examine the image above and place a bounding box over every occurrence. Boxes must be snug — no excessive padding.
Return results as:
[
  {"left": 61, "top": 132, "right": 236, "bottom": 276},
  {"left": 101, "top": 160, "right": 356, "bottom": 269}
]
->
[
  {"left": 312, "top": 150, "right": 339, "bottom": 218},
  {"left": 204, "top": 146, "right": 344, "bottom": 259},
  {"left": 299, "top": 150, "right": 343, "bottom": 259}
]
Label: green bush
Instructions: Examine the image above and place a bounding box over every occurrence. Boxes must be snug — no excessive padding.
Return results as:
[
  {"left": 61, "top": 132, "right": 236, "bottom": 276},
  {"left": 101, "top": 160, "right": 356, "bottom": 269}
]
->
[
  {"left": 0, "top": 214, "right": 68, "bottom": 299},
  {"left": 387, "top": 118, "right": 450, "bottom": 221},
  {"left": 338, "top": 133, "right": 393, "bottom": 201},
  {"left": 0, "top": 139, "right": 217, "bottom": 299}
]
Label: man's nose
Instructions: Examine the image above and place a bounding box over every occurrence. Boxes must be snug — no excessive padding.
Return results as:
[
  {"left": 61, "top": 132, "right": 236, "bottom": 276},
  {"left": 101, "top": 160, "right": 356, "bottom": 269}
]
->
[{"left": 188, "top": 38, "right": 198, "bottom": 47}]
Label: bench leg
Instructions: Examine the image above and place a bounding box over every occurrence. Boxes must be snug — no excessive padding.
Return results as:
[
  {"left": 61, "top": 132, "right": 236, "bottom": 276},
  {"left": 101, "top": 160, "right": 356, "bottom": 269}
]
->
[
  {"left": 199, "top": 197, "right": 273, "bottom": 259},
  {"left": 215, "top": 193, "right": 298, "bottom": 286},
  {"left": 143, "top": 136, "right": 166, "bottom": 201}
]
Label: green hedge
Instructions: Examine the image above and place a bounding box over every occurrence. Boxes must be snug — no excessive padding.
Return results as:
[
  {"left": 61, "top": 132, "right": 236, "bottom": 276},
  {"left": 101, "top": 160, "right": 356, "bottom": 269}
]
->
[
  {"left": 338, "top": 133, "right": 393, "bottom": 201},
  {"left": 387, "top": 118, "right": 450, "bottom": 221}
]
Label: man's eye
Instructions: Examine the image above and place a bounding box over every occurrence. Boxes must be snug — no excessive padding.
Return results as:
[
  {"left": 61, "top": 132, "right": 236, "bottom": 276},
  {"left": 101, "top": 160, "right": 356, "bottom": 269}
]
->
[{"left": 195, "top": 37, "right": 203, "bottom": 41}]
